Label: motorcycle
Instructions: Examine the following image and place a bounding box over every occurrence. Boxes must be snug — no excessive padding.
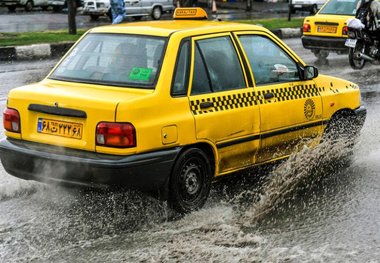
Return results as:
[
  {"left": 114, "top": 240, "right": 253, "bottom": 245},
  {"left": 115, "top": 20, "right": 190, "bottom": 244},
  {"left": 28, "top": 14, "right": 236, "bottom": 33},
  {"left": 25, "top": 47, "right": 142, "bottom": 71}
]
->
[{"left": 345, "top": 0, "right": 380, "bottom": 69}]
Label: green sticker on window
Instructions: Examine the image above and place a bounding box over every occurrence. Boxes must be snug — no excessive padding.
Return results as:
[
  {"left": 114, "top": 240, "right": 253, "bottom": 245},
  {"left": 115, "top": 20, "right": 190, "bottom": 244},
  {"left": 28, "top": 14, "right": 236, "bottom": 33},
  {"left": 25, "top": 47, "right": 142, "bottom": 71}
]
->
[{"left": 129, "top": 67, "right": 152, "bottom": 81}]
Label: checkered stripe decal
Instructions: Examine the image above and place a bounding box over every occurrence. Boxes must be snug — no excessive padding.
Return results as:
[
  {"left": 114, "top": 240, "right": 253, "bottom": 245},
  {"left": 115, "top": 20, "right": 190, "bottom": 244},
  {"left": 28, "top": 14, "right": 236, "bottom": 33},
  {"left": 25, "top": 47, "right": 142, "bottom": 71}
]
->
[
  {"left": 190, "top": 84, "right": 324, "bottom": 115},
  {"left": 274, "top": 84, "right": 321, "bottom": 101},
  {"left": 190, "top": 91, "right": 261, "bottom": 115}
]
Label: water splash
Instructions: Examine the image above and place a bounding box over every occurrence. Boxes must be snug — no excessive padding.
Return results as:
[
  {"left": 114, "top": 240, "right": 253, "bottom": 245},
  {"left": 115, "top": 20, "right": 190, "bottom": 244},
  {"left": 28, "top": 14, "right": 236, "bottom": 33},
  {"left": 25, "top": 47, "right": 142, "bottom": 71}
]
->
[{"left": 235, "top": 137, "right": 356, "bottom": 226}]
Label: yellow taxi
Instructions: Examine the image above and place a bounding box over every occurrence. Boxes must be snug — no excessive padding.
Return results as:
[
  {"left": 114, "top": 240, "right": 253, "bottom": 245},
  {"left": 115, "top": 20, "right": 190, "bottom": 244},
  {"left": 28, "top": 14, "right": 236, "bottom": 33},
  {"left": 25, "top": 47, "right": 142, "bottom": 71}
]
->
[
  {"left": 0, "top": 8, "right": 366, "bottom": 213},
  {"left": 302, "top": 0, "right": 361, "bottom": 59}
]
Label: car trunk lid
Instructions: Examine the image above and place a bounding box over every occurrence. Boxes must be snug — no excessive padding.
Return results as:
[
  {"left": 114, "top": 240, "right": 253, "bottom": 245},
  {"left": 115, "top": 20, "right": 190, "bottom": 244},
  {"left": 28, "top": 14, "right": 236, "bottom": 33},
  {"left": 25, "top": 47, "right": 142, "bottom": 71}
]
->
[
  {"left": 6, "top": 79, "right": 152, "bottom": 152},
  {"left": 305, "top": 14, "right": 353, "bottom": 37}
]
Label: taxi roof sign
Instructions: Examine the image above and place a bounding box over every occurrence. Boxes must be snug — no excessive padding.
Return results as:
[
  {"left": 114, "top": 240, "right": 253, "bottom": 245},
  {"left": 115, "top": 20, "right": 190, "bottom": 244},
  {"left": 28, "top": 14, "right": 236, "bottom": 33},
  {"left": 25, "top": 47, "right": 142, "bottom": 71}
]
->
[{"left": 173, "top": 8, "right": 208, "bottom": 20}]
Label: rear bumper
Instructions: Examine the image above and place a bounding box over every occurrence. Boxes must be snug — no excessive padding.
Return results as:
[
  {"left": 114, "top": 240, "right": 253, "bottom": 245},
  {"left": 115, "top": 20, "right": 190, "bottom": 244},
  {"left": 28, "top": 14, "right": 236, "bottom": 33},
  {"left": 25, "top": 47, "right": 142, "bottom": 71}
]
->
[
  {"left": 302, "top": 35, "right": 348, "bottom": 52},
  {"left": 0, "top": 138, "right": 181, "bottom": 197}
]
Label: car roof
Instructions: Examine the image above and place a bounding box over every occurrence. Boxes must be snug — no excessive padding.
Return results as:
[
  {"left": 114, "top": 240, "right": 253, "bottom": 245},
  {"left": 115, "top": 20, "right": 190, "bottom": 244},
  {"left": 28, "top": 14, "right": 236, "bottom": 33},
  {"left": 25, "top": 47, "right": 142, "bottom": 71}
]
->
[{"left": 89, "top": 20, "right": 269, "bottom": 38}]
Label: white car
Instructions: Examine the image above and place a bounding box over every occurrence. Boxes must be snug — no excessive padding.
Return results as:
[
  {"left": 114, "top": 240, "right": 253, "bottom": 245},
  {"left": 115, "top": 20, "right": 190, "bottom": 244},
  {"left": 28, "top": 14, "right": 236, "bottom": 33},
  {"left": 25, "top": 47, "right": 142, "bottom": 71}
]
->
[
  {"left": 82, "top": 0, "right": 174, "bottom": 21},
  {"left": 289, "top": 0, "right": 327, "bottom": 14},
  {"left": 0, "top": 0, "right": 49, "bottom": 11}
]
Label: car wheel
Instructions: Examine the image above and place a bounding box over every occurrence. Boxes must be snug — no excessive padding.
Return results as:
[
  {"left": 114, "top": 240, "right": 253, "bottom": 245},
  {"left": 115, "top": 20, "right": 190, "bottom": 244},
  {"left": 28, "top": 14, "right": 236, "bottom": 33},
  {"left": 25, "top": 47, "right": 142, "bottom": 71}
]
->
[
  {"left": 25, "top": 0, "right": 33, "bottom": 11},
  {"left": 310, "top": 4, "right": 318, "bottom": 15},
  {"left": 151, "top": 6, "right": 162, "bottom": 20},
  {"left": 348, "top": 41, "right": 366, "bottom": 70},
  {"left": 169, "top": 148, "right": 213, "bottom": 214},
  {"left": 52, "top": 6, "right": 63, "bottom": 12},
  {"left": 324, "top": 112, "right": 360, "bottom": 144},
  {"left": 7, "top": 5, "right": 16, "bottom": 12},
  {"left": 90, "top": 14, "right": 100, "bottom": 21}
]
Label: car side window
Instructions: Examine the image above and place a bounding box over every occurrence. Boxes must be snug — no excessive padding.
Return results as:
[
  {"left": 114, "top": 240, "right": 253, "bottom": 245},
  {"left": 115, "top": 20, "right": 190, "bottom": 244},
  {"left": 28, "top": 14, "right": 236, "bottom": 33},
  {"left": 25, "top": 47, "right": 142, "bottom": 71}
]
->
[
  {"left": 191, "top": 36, "right": 246, "bottom": 95},
  {"left": 239, "top": 35, "right": 300, "bottom": 86},
  {"left": 172, "top": 40, "right": 190, "bottom": 96}
]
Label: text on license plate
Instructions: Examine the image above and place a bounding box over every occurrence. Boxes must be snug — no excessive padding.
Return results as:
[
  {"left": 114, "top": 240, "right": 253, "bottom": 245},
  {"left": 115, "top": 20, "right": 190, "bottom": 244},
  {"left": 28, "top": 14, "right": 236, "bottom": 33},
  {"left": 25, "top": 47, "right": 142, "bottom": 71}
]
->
[
  {"left": 345, "top": 38, "right": 357, "bottom": 48},
  {"left": 37, "top": 118, "right": 82, "bottom": 139},
  {"left": 317, "top": 25, "right": 337, "bottom": 34}
]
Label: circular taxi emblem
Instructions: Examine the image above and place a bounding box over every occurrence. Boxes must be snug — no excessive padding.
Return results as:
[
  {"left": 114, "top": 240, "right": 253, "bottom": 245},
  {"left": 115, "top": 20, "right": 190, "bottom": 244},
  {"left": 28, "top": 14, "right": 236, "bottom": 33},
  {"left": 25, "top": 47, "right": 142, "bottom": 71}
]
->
[{"left": 304, "top": 99, "right": 315, "bottom": 120}]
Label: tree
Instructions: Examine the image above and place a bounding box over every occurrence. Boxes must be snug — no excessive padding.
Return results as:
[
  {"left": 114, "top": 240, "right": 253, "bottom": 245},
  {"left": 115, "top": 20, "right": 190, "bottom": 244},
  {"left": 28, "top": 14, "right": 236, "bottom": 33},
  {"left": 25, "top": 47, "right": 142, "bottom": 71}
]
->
[{"left": 67, "top": 0, "right": 77, "bottom": 35}]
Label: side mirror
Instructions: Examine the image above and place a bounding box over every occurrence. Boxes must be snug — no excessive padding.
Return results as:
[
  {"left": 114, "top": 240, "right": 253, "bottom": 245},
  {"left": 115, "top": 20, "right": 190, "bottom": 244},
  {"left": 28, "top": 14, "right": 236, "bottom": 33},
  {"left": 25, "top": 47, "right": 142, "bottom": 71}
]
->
[{"left": 303, "top": 66, "right": 318, "bottom": 80}]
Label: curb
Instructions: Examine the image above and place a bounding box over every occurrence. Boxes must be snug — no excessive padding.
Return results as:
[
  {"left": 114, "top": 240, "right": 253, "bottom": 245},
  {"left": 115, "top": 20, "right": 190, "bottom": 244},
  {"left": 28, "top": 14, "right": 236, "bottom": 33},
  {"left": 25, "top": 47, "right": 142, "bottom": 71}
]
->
[
  {"left": 0, "top": 28, "right": 302, "bottom": 62},
  {"left": 0, "top": 41, "right": 75, "bottom": 62}
]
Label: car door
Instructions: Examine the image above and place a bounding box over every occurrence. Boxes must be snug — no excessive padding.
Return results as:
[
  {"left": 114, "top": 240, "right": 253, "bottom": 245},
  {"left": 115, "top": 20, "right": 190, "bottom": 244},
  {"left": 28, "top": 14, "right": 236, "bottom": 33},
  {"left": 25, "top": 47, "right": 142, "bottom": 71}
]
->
[
  {"left": 124, "top": 0, "right": 142, "bottom": 15},
  {"left": 235, "top": 32, "right": 323, "bottom": 163},
  {"left": 188, "top": 33, "right": 261, "bottom": 175}
]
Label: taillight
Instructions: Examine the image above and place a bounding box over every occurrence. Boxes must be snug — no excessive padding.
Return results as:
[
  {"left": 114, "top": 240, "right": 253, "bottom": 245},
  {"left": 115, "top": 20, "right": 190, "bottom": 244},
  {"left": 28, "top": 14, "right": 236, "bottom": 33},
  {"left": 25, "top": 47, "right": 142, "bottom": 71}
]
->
[
  {"left": 303, "top": 23, "right": 311, "bottom": 33},
  {"left": 3, "top": 107, "right": 20, "bottom": 133},
  {"left": 342, "top": 26, "right": 348, "bottom": 35},
  {"left": 96, "top": 122, "right": 136, "bottom": 148}
]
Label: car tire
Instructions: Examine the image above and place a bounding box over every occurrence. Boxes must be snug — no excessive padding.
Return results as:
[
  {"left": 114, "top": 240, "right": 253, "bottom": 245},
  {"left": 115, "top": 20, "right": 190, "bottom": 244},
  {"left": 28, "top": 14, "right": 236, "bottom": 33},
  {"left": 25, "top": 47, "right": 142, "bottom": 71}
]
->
[
  {"left": 90, "top": 14, "right": 100, "bottom": 21},
  {"left": 25, "top": 0, "right": 33, "bottom": 11},
  {"left": 151, "top": 6, "right": 162, "bottom": 20},
  {"left": 52, "top": 6, "right": 63, "bottom": 12},
  {"left": 348, "top": 42, "right": 366, "bottom": 70},
  {"left": 168, "top": 148, "right": 213, "bottom": 214},
  {"left": 324, "top": 112, "right": 360, "bottom": 144},
  {"left": 8, "top": 5, "right": 16, "bottom": 12}
]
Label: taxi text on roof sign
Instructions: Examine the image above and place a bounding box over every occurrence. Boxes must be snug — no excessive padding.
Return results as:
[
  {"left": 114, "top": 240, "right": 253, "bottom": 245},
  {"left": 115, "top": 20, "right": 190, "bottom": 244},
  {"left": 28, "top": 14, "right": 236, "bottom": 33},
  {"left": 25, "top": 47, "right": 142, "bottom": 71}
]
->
[{"left": 173, "top": 7, "right": 208, "bottom": 20}]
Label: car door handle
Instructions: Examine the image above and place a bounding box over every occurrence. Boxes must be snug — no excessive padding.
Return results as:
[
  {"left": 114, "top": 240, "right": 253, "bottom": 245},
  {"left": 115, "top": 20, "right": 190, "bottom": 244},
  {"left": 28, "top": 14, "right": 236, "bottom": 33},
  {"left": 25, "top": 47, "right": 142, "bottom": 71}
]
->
[
  {"left": 263, "top": 93, "right": 274, "bottom": 100},
  {"left": 200, "top": 102, "right": 214, "bottom": 109}
]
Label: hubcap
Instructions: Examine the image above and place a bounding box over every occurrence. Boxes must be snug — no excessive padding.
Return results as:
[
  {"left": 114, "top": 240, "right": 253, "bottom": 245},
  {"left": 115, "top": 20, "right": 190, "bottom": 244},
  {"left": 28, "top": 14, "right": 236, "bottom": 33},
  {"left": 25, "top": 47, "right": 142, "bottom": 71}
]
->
[
  {"left": 185, "top": 171, "right": 199, "bottom": 195},
  {"left": 180, "top": 162, "right": 202, "bottom": 199},
  {"left": 153, "top": 8, "right": 160, "bottom": 19}
]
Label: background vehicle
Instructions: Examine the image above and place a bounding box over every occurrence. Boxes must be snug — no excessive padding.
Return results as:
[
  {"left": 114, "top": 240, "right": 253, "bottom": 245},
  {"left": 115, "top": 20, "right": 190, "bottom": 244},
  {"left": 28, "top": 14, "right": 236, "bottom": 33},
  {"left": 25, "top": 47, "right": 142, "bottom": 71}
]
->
[
  {"left": 302, "top": 0, "right": 361, "bottom": 60},
  {"left": 47, "top": 0, "right": 83, "bottom": 12},
  {"left": 346, "top": 0, "right": 380, "bottom": 69},
  {"left": 0, "top": 0, "right": 49, "bottom": 11},
  {"left": 82, "top": 0, "right": 174, "bottom": 21},
  {"left": 289, "top": 0, "right": 327, "bottom": 15}
]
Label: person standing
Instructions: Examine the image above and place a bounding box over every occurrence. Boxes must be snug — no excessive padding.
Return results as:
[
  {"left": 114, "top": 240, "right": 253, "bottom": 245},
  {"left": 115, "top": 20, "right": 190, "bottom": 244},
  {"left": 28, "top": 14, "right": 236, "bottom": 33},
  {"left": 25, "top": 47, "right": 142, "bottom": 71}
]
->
[{"left": 110, "top": 0, "right": 125, "bottom": 24}]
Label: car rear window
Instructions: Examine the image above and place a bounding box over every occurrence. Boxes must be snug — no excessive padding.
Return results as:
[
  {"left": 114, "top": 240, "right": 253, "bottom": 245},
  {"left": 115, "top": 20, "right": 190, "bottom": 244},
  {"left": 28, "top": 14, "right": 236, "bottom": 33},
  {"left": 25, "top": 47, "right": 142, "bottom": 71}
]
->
[
  {"left": 318, "top": 0, "right": 360, "bottom": 15},
  {"left": 49, "top": 33, "right": 167, "bottom": 88}
]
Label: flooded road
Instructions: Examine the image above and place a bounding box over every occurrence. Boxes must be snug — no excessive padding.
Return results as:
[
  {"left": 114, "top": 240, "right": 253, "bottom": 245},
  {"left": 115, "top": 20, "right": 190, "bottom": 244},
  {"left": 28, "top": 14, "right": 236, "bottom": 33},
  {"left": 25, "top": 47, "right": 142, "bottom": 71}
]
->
[{"left": 0, "top": 39, "right": 380, "bottom": 262}]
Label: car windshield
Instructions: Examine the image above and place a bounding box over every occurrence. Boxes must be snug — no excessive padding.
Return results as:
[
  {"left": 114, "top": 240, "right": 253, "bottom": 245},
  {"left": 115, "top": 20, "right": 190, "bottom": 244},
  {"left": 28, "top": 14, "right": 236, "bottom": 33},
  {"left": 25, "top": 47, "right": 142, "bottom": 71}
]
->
[
  {"left": 49, "top": 33, "right": 167, "bottom": 88},
  {"left": 318, "top": 0, "right": 360, "bottom": 15}
]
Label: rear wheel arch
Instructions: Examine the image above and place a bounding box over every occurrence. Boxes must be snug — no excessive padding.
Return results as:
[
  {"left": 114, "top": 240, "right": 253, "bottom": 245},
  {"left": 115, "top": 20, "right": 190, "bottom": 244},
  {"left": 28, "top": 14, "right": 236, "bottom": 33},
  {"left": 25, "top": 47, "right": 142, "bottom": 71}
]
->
[
  {"left": 175, "top": 142, "right": 216, "bottom": 177},
  {"left": 324, "top": 109, "right": 359, "bottom": 139}
]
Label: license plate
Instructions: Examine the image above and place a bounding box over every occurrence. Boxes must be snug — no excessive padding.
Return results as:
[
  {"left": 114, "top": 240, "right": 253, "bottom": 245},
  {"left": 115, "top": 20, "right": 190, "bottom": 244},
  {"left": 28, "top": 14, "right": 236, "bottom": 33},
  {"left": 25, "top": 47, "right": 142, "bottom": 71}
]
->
[
  {"left": 37, "top": 118, "right": 82, "bottom": 139},
  {"left": 317, "top": 25, "right": 337, "bottom": 34},
  {"left": 345, "top": 38, "right": 357, "bottom": 48},
  {"left": 294, "top": 4, "right": 302, "bottom": 8}
]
